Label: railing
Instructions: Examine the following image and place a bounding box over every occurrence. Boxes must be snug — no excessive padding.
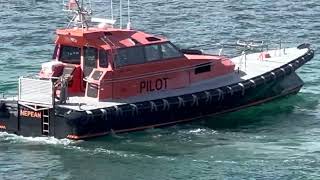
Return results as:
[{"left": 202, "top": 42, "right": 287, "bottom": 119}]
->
[
  {"left": 187, "top": 39, "right": 288, "bottom": 57},
  {"left": 18, "top": 77, "right": 55, "bottom": 107}
]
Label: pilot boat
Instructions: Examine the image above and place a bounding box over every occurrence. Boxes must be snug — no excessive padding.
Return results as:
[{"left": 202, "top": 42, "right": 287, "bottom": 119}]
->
[{"left": 0, "top": 0, "right": 314, "bottom": 140}]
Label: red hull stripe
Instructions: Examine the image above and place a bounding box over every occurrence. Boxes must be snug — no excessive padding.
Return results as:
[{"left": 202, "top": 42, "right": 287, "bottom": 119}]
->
[{"left": 66, "top": 86, "right": 302, "bottom": 140}]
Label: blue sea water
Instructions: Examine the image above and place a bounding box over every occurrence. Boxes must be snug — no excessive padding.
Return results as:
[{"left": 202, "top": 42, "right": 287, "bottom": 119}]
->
[{"left": 0, "top": 0, "right": 320, "bottom": 179}]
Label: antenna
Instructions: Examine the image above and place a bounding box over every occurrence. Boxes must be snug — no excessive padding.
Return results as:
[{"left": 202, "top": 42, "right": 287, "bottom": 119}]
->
[
  {"left": 127, "top": 0, "right": 131, "bottom": 29},
  {"left": 120, "top": 0, "right": 123, "bottom": 28},
  {"left": 111, "top": 0, "right": 114, "bottom": 20}
]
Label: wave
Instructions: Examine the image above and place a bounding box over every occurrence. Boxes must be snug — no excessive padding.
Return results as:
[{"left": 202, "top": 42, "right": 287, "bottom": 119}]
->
[{"left": 0, "top": 132, "right": 75, "bottom": 146}]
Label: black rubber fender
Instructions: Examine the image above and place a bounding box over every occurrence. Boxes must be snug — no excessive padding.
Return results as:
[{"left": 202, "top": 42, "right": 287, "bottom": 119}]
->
[
  {"left": 65, "top": 111, "right": 87, "bottom": 126},
  {"left": 0, "top": 102, "right": 6, "bottom": 112},
  {"left": 297, "top": 43, "right": 310, "bottom": 50}
]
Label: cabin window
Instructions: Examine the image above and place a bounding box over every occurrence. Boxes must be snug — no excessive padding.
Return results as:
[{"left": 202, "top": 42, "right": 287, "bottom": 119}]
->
[
  {"left": 115, "top": 46, "right": 145, "bottom": 67},
  {"left": 91, "top": 70, "right": 104, "bottom": 80},
  {"left": 52, "top": 45, "right": 58, "bottom": 59},
  {"left": 145, "top": 44, "right": 161, "bottom": 61},
  {"left": 161, "top": 43, "right": 183, "bottom": 59},
  {"left": 84, "top": 47, "right": 97, "bottom": 64},
  {"left": 83, "top": 47, "right": 98, "bottom": 77},
  {"left": 59, "top": 45, "right": 81, "bottom": 64},
  {"left": 99, "top": 50, "right": 108, "bottom": 68},
  {"left": 195, "top": 63, "right": 211, "bottom": 74},
  {"left": 113, "top": 42, "right": 183, "bottom": 68}
]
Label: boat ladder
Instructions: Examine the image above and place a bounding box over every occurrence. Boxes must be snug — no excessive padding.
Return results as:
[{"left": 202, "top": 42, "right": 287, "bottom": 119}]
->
[{"left": 42, "top": 109, "right": 50, "bottom": 136}]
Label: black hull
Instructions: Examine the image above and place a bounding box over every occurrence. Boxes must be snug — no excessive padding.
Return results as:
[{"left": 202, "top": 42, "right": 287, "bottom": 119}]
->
[{"left": 0, "top": 49, "right": 314, "bottom": 140}]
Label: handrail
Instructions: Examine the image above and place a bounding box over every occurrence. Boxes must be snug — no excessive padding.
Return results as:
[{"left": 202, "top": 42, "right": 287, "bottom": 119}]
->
[
  {"left": 18, "top": 77, "right": 55, "bottom": 107},
  {"left": 187, "top": 40, "right": 290, "bottom": 54}
]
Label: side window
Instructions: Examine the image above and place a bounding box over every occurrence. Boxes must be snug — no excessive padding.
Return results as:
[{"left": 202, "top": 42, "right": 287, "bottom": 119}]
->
[
  {"left": 161, "top": 43, "right": 182, "bottom": 59},
  {"left": 145, "top": 44, "right": 161, "bottom": 61},
  {"left": 99, "top": 50, "right": 108, "bottom": 68},
  {"left": 127, "top": 46, "right": 145, "bottom": 65},
  {"left": 115, "top": 46, "right": 145, "bottom": 67},
  {"left": 59, "top": 45, "right": 81, "bottom": 64},
  {"left": 113, "top": 43, "right": 182, "bottom": 68},
  {"left": 115, "top": 48, "right": 129, "bottom": 67}
]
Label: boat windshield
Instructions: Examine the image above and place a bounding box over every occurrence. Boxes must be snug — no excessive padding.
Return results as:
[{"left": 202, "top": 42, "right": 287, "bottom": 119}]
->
[
  {"left": 59, "top": 45, "right": 81, "bottom": 64},
  {"left": 114, "top": 42, "right": 183, "bottom": 68}
]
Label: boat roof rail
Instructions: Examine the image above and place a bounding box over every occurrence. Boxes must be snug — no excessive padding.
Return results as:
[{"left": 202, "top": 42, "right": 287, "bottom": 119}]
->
[
  {"left": 91, "top": 18, "right": 116, "bottom": 25},
  {"left": 236, "top": 40, "right": 265, "bottom": 48}
]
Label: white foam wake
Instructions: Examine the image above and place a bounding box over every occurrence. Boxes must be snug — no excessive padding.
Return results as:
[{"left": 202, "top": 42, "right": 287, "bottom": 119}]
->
[{"left": 0, "top": 132, "right": 75, "bottom": 146}]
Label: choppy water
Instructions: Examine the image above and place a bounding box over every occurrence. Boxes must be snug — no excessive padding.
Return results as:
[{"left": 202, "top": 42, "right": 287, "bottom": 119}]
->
[{"left": 0, "top": 0, "right": 320, "bottom": 179}]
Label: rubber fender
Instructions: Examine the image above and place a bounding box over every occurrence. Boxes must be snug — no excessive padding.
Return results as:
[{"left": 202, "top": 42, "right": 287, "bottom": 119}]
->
[
  {"left": 283, "top": 65, "right": 293, "bottom": 75},
  {"left": 274, "top": 68, "right": 284, "bottom": 78},
  {"left": 65, "top": 111, "right": 87, "bottom": 126},
  {"left": 0, "top": 102, "right": 6, "bottom": 112},
  {"left": 238, "top": 81, "right": 252, "bottom": 89},
  {"left": 297, "top": 43, "right": 310, "bottom": 50},
  {"left": 230, "top": 84, "right": 242, "bottom": 93},
  {"left": 261, "top": 73, "right": 273, "bottom": 82},
  {"left": 251, "top": 77, "right": 264, "bottom": 86}
]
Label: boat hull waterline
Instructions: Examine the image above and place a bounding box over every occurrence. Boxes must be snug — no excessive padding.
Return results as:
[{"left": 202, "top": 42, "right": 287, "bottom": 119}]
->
[{"left": 0, "top": 47, "right": 314, "bottom": 140}]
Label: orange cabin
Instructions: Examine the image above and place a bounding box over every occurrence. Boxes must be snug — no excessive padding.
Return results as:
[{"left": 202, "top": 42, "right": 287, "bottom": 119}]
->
[{"left": 39, "top": 27, "right": 235, "bottom": 100}]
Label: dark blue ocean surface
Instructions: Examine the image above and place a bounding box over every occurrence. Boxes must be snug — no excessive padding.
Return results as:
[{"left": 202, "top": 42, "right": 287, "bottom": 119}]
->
[{"left": 0, "top": 0, "right": 320, "bottom": 179}]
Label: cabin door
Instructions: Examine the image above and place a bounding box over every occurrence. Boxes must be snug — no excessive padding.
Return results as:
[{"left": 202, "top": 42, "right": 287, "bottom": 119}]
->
[{"left": 83, "top": 47, "right": 98, "bottom": 78}]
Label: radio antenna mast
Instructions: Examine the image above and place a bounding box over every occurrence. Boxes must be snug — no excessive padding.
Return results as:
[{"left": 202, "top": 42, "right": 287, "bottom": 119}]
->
[
  {"left": 120, "top": 0, "right": 123, "bottom": 28},
  {"left": 64, "top": 0, "right": 92, "bottom": 29},
  {"left": 111, "top": 0, "right": 114, "bottom": 20},
  {"left": 63, "top": 0, "right": 129, "bottom": 30},
  {"left": 127, "top": 0, "right": 131, "bottom": 29}
]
